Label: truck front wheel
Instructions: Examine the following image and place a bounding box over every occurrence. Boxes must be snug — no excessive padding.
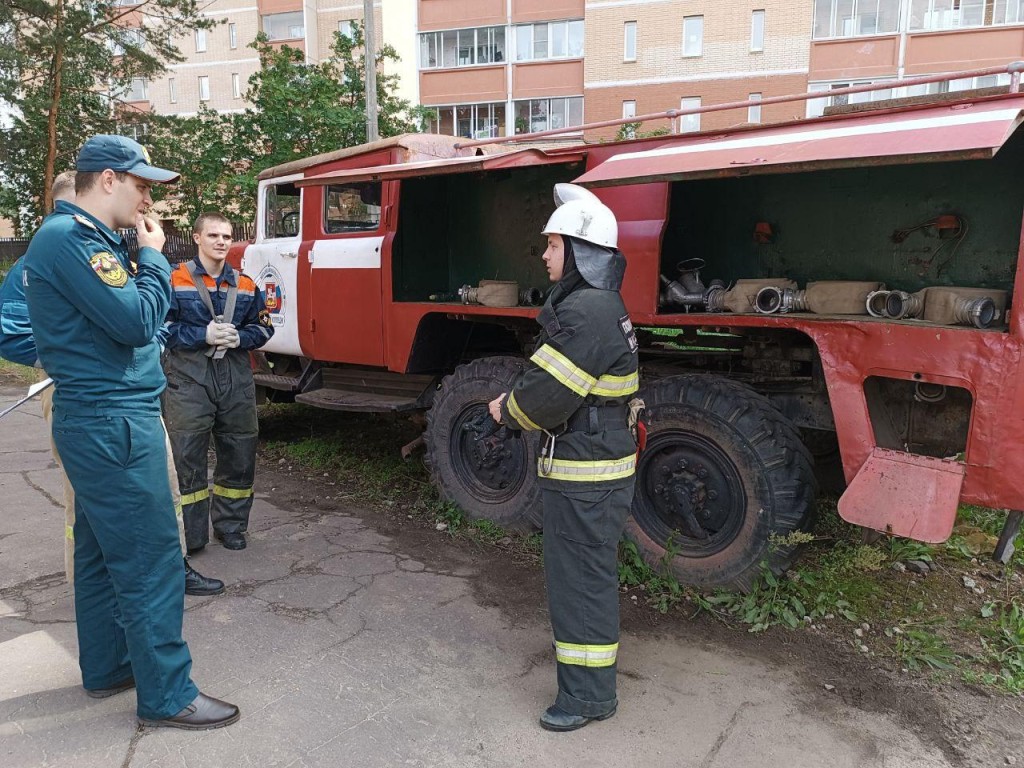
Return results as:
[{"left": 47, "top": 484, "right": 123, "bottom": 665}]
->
[
  {"left": 425, "top": 357, "right": 542, "bottom": 532},
  {"left": 628, "top": 374, "right": 817, "bottom": 591}
]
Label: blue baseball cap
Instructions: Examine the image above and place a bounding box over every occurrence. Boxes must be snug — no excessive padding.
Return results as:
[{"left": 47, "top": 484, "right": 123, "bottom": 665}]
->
[{"left": 76, "top": 134, "right": 180, "bottom": 183}]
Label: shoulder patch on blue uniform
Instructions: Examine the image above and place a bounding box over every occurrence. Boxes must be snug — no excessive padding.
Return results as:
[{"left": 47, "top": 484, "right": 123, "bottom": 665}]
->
[
  {"left": 89, "top": 252, "right": 129, "bottom": 288},
  {"left": 258, "top": 309, "right": 273, "bottom": 328},
  {"left": 619, "top": 315, "right": 638, "bottom": 354},
  {"left": 73, "top": 214, "right": 97, "bottom": 230}
]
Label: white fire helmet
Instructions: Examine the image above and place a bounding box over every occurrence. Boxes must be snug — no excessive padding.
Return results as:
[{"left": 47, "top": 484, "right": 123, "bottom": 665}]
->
[{"left": 541, "top": 183, "right": 618, "bottom": 249}]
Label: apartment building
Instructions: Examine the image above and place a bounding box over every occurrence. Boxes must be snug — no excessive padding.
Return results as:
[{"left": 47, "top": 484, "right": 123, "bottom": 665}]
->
[
  {"left": 416, "top": 0, "right": 587, "bottom": 139},
  {"left": 581, "top": 1, "right": 813, "bottom": 139},
  {"left": 808, "top": 0, "right": 1024, "bottom": 116},
  {"left": 124, "top": 0, "right": 419, "bottom": 118}
]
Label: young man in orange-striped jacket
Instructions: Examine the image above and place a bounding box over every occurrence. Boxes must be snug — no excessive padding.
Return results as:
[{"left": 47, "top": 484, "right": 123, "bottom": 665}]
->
[{"left": 158, "top": 212, "right": 274, "bottom": 554}]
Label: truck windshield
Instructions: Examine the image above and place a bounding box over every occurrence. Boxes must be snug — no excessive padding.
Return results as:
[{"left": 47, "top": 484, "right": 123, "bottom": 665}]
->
[{"left": 323, "top": 182, "right": 382, "bottom": 234}]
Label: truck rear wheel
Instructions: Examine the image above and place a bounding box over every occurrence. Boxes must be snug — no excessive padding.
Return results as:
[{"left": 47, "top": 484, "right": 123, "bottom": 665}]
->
[
  {"left": 425, "top": 357, "right": 542, "bottom": 532},
  {"left": 628, "top": 374, "right": 817, "bottom": 591}
]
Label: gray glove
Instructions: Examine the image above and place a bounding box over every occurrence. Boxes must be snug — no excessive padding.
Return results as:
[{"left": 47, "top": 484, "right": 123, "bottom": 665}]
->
[
  {"left": 205, "top": 320, "right": 234, "bottom": 347},
  {"left": 220, "top": 326, "right": 241, "bottom": 349}
]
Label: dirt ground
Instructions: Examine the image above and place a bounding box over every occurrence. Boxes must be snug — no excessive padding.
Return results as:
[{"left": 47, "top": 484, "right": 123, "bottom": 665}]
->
[{"left": 255, "top": 445, "right": 1023, "bottom": 768}]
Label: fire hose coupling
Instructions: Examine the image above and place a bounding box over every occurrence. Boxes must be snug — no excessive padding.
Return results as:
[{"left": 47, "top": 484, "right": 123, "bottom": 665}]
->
[
  {"left": 884, "top": 290, "right": 925, "bottom": 320},
  {"left": 953, "top": 296, "right": 998, "bottom": 329},
  {"left": 457, "top": 280, "right": 543, "bottom": 307},
  {"left": 866, "top": 287, "right": 1004, "bottom": 328},
  {"left": 865, "top": 290, "right": 890, "bottom": 318},
  {"left": 754, "top": 286, "right": 807, "bottom": 314}
]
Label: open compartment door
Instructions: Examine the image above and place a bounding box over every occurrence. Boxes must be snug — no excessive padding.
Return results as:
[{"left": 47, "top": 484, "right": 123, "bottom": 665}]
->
[
  {"left": 837, "top": 448, "right": 966, "bottom": 543},
  {"left": 573, "top": 98, "right": 1024, "bottom": 187}
]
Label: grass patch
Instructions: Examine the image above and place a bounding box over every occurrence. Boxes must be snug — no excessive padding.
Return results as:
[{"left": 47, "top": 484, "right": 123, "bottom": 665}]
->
[{"left": 0, "top": 359, "right": 39, "bottom": 387}]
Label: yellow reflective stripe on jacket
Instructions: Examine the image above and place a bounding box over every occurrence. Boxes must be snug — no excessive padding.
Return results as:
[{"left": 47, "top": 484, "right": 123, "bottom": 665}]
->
[
  {"left": 538, "top": 454, "right": 637, "bottom": 482},
  {"left": 590, "top": 371, "right": 640, "bottom": 398},
  {"left": 65, "top": 525, "right": 74, "bottom": 541},
  {"left": 180, "top": 488, "right": 210, "bottom": 506},
  {"left": 506, "top": 391, "right": 542, "bottom": 432},
  {"left": 213, "top": 484, "right": 253, "bottom": 499},
  {"left": 530, "top": 344, "right": 597, "bottom": 397},
  {"left": 555, "top": 640, "right": 619, "bottom": 668}
]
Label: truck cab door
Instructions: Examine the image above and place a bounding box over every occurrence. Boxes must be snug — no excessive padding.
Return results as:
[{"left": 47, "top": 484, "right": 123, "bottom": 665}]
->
[
  {"left": 242, "top": 175, "right": 306, "bottom": 357},
  {"left": 304, "top": 180, "right": 386, "bottom": 366}
]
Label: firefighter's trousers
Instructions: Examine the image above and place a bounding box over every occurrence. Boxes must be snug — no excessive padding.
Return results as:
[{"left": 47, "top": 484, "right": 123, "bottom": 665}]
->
[
  {"left": 52, "top": 406, "right": 199, "bottom": 720},
  {"left": 163, "top": 359, "right": 258, "bottom": 552},
  {"left": 542, "top": 482, "right": 635, "bottom": 717}
]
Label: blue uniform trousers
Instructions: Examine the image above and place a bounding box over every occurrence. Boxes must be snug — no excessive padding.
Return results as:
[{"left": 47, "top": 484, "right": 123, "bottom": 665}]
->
[{"left": 53, "top": 406, "right": 199, "bottom": 720}]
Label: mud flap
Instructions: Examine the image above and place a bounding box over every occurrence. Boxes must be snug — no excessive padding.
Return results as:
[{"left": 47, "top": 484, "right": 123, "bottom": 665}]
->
[{"left": 837, "top": 448, "right": 965, "bottom": 543}]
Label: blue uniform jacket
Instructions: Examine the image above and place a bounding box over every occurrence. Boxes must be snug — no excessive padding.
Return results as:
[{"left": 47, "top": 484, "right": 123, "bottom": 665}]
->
[
  {"left": 24, "top": 201, "right": 171, "bottom": 413},
  {"left": 0, "top": 257, "right": 38, "bottom": 367},
  {"left": 157, "top": 257, "right": 273, "bottom": 352}
]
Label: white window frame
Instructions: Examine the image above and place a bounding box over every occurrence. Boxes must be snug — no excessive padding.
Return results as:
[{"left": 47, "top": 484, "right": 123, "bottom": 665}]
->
[
  {"left": 198, "top": 75, "right": 210, "bottom": 102},
  {"left": 813, "top": 0, "right": 903, "bottom": 39},
  {"left": 262, "top": 11, "right": 305, "bottom": 41},
  {"left": 747, "top": 93, "right": 762, "bottom": 123},
  {"left": 339, "top": 20, "right": 355, "bottom": 39},
  {"left": 232, "top": 73, "right": 241, "bottom": 99},
  {"left": 622, "top": 100, "right": 636, "bottom": 119},
  {"left": 682, "top": 16, "right": 703, "bottom": 57},
  {"left": 229, "top": 23, "right": 237, "bottom": 49},
  {"left": 419, "top": 26, "right": 507, "bottom": 70},
  {"left": 168, "top": 77, "right": 176, "bottom": 104},
  {"left": 513, "top": 96, "right": 584, "bottom": 134},
  {"left": 751, "top": 10, "right": 765, "bottom": 51},
  {"left": 994, "top": 0, "right": 1024, "bottom": 24},
  {"left": 680, "top": 97, "right": 701, "bottom": 132},
  {"left": 806, "top": 78, "right": 898, "bottom": 117},
  {"left": 125, "top": 77, "right": 148, "bottom": 102},
  {"left": 424, "top": 102, "right": 508, "bottom": 139},
  {"left": 623, "top": 21, "right": 637, "bottom": 62},
  {"left": 195, "top": 28, "right": 207, "bottom": 53},
  {"left": 513, "top": 19, "right": 584, "bottom": 62},
  {"left": 910, "top": 0, "right": 986, "bottom": 31}
]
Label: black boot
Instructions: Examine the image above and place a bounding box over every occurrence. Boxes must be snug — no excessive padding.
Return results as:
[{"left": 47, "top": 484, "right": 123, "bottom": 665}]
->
[{"left": 184, "top": 558, "right": 225, "bottom": 596}]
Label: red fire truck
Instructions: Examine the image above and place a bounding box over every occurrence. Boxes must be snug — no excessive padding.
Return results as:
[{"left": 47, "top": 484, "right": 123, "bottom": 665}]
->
[{"left": 234, "top": 63, "right": 1024, "bottom": 590}]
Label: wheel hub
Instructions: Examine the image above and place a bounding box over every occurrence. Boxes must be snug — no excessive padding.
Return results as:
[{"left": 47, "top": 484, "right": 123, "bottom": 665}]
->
[{"left": 450, "top": 404, "right": 529, "bottom": 502}]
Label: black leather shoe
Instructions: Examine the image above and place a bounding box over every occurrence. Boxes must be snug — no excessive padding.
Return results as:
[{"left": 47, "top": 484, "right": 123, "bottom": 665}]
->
[
  {"left": 539, "top": 704, "right": 616, "bottom": 732},
  {"left": 139, "top": 692, "right": 240, "bottom": 730},
  {"left": 85, "top": 677, "right": 135, "bottom": 699},
  {"left": 216, "top": 532, "right": 246, "bottom": 550},
  {"left": 184, "top": 559, "right": 225, "bottom": 596},
  {"left": 186, "top": 544, "right": 206, "bottom": 555}
]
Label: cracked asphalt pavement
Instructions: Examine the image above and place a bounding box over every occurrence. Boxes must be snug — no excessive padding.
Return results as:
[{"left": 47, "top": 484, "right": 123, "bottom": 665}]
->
[{"left": 0, "top": 387, "right": 958, "bottom": 767}]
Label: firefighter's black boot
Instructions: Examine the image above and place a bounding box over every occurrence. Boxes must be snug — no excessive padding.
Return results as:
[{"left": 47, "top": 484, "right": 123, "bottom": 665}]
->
[{"left": 184, "top": 558, "right": 224, "bottom": 596}]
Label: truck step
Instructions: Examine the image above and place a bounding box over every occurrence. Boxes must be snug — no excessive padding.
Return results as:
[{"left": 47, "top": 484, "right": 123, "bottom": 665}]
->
[
  {"left": 254, "top": 372, "right": 303, "bottom": 391},
  {"left": 294, "top": 388, "right": 423, "bottom": 412}
]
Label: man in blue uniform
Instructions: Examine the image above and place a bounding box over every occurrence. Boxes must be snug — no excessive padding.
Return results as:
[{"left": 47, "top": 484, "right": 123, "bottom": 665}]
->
[
  {"left": 23, "top": 135, "right": 239, "bottom": 729},
  {"left": 0, "top": 173, "right": 224, "bottom": 597}
]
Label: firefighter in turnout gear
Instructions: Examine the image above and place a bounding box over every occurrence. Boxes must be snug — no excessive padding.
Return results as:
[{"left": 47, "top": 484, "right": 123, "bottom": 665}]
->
[
  {"left": 489, "top": 184, "right": 640, "bottom": 732},
  {"left": 159, "top": 212, "right": 274, "bottom": 553}
]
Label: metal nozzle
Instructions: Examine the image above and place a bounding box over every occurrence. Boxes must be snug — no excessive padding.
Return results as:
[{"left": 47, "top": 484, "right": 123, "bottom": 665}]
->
[
  {"left": 884, "top": 290, "right": 924, "bottom": 320},
  {"left": 865, "top": 290, "right": 890, "bottom": 318},
  {"left": 953, "top": 296, "right": 997, "bottom": 329},
  {"left": 754, "top": 286, "right": 806, "bottom": 314}
]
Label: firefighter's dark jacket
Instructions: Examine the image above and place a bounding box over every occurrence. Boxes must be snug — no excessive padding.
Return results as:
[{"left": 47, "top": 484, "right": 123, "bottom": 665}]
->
[
  {"left": 157, "top": 259, "right": 274, "bottom": 378},
  {"left": 500, "top": 271, "right": 639, "bottom": 491}
]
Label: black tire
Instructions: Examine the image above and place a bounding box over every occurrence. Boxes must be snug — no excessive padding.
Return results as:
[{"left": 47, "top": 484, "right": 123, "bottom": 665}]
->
[
  {"left": 627, "top": 374, "right": 817, "bottom": 592},
  {"left": 425, "top": 356, "right": 542, "bottom": 532}
]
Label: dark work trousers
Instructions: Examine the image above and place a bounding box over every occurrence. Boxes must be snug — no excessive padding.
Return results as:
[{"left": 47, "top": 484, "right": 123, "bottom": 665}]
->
[
  {"left": 53, "top": 407, "right": 199, "bottom": 720},
  {"left": 542, "top": 482, "right": 635, "bottom": 717},
  {"left": 163, "top": 355, "right": 258, "bottom": 551}
]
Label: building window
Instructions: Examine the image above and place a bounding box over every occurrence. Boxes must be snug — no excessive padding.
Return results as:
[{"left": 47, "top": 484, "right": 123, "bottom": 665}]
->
[
  {"left": 323, "top": 183, "right": 382, "bottom": 234},
  {"left": 339, "top": 20, "right": 355, "bottom": 39},
  {"left": 263, "top": 12, "right": 304, "bottom": 41},
  {"left": 624, "top": 21, "right": 637, "bottom": 61},
  {"left": 909, "top": 0, "right": 985, "bottom": 29},
  {"left": 751, "top": 10, "right": 765, "bottom": 51},
  {"left": 425, "top": 102, "right": 507, "bottom": 138},
  {"left": 994, "top": 0, "right": 1024, "bottom": 23},
  {"left": 229, "top": 23, "right": 237, "bottom": 49},
  {"left": 814, "top": 1, "right": 902, "bottom": 38},
  {"left": 747, "top": 93, "right": 762, "bottom": 123},
  {"left": 680, "top": 97, "right": 701, "bottom": 132},
  {"left": 514, "top": 97, "right": 583, "bottom": 134},
  {"left": 198, "top": 75, "right": 210, "bottom": 102},
  {"left": 514, "top": 19, "right": 584, "bottom": 62},
  {"left": 622, "top": 100, "right": 636, "bottom": 119},
  {"left": 420, "top": 26, "right": 506, "bottom": 69},
  {"left": 806, "top": 80, "right": 894, "bottom": 117},
  {"left": 195, "top": 28, "right": 207, "bottom": 53},
  {"left": 682, "top": 16, "right": 703, "bottom": 57},
  {"left": 125, "top": 77, "right": 148, "bottom": 101},
  {"left": 232, "top": 73, "right": 241, "bottom": 99},
  {"left": 168, "top": 77, "right": 176, "bottom": 103}
]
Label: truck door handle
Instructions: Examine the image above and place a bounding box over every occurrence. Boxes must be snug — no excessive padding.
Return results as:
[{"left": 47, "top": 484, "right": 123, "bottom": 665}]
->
[{"left": 281, "top": 251, "right": 298, "bottom": 258}]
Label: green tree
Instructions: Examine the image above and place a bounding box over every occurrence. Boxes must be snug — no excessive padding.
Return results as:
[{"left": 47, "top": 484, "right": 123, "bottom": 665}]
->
[
  {"left": 0, "top": 0, "right": 213, "bottom": 232},
  {"left": 148, "top": 23, "right": 426, "bottom": 224}
]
